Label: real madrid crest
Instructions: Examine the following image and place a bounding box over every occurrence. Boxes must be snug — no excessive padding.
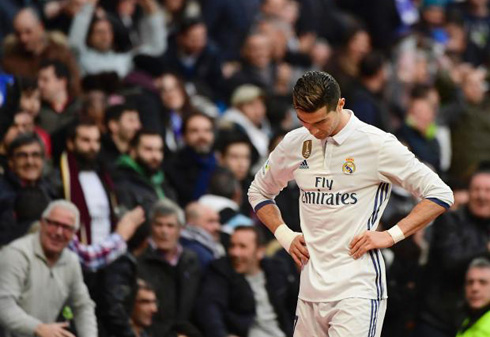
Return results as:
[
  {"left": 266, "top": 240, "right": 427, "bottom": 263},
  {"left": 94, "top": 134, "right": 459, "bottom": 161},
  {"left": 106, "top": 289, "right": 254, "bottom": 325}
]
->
[
  {"left": 302, "top": 140, "right": 312, "bottom": 159},
  {"left": 342, "top": 157, "right": 356, "bottom": 175}
]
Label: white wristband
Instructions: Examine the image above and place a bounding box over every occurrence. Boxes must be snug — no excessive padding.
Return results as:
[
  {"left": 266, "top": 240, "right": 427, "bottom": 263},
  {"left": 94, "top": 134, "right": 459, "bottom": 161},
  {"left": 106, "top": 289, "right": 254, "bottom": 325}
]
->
[
  {"left": 274, "top": 224, "right": 301, "bottom": 252},
  {"left": 387, "top": 225, "right": 405, "bottom": 244}
]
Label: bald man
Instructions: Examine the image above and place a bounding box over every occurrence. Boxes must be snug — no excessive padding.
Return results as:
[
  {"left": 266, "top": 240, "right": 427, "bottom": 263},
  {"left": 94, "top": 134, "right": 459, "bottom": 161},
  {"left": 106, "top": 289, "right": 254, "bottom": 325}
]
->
[
  {"left": 2, "top": 8, "right": 80, "bottom": 95},
  {"left": 180, "top": 202, "right": 225, "bottom": 269}
]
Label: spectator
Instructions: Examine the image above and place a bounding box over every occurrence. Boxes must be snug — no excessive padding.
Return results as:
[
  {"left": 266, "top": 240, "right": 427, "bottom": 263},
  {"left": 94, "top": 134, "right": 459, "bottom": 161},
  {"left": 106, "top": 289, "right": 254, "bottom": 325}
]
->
[
  {"left": 0, "top": 200, "right": 97, "bottom": 337},
  {"left": 69, "top": 0, "right": 166, "bottom": 77},
  {"left": 137, "top": 199, "right": 201, "bottom": 336},
  {"left": 115, "top": 130, "right": 177, "bottom": 247},
  {"left": 450, "top": 67, "right": 490, "bottom": 184},
  {"left": 348, "top": 51, "right": 390, "bottom": 131},
  {"left": 130, "top": 279, "right": 158, "bottom": 337},
  {"left": 221, "top": 85, "right": 271, "bottom": 169},
  {"left": 396, "top": 84, "right": 442, "bottom": 174},
  {"left": 199, "top": 167, "right": 254, "bottom": 234},
  {"left": 100, "top": 103, "right": 142, "bottom": 171},
  {"left": 0, "top": 133, "right": 56, "bottom": 246},
  {"left": 165, "top": 112, "right": 216, "bottom": 206},
  {"left": 416, "top": 166, "right": 490, "bottom": 337},
  {"left": 1, "top": 8, "right": 81, "bottom": 94},
  {"left": 456, "top": 257, "right": 490, "bottom": 337},
  {"left": 161, "top": 18, "right": 224, "bottom": 100},
  {"left": 195, "top": 226, "right": 295, "bottom": 337},
  {"left": 60, "top": 120, "right": 118, "bottom": 245},
  {"left": 37, "top": 59, "right": 82, "bottom": 136},
  {"left": 181, "top": 202, "right": 225, "bottom": 269}
]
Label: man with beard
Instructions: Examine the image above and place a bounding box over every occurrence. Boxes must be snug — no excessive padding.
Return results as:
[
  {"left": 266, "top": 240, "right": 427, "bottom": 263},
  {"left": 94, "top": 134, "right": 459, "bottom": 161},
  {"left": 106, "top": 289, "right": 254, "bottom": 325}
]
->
[
  {"left": 59, "top": 120, "right": 118, "bottom": 246},
  {"left": 165, "top": 112, "right": 217, "bottom": 207},
  {"left": 115, "top": 130, "right": 177, "bottom": 248},
  {"left": 100, "top": 103, "right": 142, "bottom": 172}
]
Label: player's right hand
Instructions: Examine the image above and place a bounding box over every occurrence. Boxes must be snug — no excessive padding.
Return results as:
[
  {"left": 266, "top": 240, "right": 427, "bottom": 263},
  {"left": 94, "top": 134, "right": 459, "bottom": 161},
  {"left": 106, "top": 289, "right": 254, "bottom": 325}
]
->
[{"left": 289, "top": 234, "right": 309, "bottom": 269}]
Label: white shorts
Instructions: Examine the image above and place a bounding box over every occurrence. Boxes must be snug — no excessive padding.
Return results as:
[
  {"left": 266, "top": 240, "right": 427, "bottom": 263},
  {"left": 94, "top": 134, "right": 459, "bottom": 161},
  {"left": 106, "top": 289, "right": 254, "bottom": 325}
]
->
[{"left": 293, "top": 297, "right": 387, "bottom": 337}]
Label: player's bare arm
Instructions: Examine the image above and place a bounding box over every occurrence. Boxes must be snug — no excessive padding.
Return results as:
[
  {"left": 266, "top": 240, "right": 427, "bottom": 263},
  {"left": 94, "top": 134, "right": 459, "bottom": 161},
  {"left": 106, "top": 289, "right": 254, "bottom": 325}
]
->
[
  {"left": 255, "top": 203, "right": 309, "bottom": 268},
  {"left": 349, "top": 199, "right": 447, "bottom": 259}
]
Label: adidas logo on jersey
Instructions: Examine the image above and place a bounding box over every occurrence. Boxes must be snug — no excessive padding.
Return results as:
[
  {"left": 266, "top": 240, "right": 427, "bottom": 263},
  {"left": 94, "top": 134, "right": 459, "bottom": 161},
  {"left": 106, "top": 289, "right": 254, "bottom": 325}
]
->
[{"left": 299, "top": 160, "right": 309, "bottom": 169}]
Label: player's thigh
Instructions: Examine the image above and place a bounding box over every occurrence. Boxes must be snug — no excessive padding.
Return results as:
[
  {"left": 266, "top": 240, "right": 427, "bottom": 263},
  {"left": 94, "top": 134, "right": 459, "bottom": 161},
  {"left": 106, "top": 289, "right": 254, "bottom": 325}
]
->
[
  {"left": 329, "top": 298, "right": 387, "bottom": 337},
  {"left": 293, "top": 299, "right": 330, "bottom": 337}
]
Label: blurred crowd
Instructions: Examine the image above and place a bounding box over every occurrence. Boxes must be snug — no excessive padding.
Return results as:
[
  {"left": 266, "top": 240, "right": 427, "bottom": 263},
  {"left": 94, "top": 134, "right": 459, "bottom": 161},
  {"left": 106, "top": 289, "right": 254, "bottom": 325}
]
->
[{"left": 0, "top": 0, "right": 489, "bottom": 336}]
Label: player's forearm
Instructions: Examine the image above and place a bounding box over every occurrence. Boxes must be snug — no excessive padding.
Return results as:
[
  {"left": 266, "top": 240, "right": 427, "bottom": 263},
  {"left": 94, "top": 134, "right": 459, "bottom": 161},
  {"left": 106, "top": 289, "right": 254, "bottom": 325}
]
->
[
  {"left": 393, "top": 199, "right": 447, "bottom": 239},
  {"left": 255, "top": 203, "right": 287, "bottom": 234}
]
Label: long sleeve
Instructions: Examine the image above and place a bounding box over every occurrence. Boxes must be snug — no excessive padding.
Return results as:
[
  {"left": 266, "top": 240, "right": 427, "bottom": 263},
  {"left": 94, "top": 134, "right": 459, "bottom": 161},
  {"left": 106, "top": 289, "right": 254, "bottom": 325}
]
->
[
  {"left": 68, "top": 3, "right": 94, "bottom": 55},
  {"left": 136, "top": 9, "right": 166, "bottom": 56},
  {"left": 0, "top": 247, "right": 43, "bottom": 335},
  {"left": 69, "top": 257, "right": 97, "bottom": 337},
  {"left": 248, "top": 134, "right": 297, "bottom": 212},
  {"left": 69, "top": 233, "right": 127, "bottom": 271},
  {"left": 377, "top": 133, "right": 454, "bottom": 208}
]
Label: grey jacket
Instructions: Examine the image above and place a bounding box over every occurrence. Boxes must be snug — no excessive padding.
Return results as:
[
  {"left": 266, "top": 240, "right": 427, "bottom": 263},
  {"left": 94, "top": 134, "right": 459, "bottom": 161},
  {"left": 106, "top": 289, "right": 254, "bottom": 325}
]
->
[{"left": 0, "top": 232, "right": 97, "bottom": 337}]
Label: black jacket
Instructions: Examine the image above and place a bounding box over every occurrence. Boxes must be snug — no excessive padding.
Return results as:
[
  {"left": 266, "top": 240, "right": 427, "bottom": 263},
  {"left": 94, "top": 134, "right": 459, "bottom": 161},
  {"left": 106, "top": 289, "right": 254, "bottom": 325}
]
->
[
  {"left": 195, "top": 257, "right": 296, "bottom": 337},
  {"left": 137, "top": 245, "right": 202, "bottom": 336},
  {"left": 0, "top": 171, "right": 59, "bottom": 245},
  {"left": 418, "top": 207, "right": 490, "bottom": 334}
]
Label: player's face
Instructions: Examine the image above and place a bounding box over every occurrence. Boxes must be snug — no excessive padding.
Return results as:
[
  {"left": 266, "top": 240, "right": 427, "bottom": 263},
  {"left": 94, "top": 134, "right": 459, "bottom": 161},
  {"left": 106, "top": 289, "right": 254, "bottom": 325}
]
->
[
  {"left": 296, "top": 98, "right": 345, "bottom": 140},
  {"left": 465, "top": 267, "right": 490, "bottom": 310}
]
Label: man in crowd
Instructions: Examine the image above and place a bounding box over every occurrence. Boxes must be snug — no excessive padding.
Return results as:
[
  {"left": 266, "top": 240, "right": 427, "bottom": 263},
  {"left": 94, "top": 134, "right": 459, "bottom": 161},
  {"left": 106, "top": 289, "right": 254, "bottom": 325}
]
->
[
  {"left": 130, "top": 279, "right": 158, "bottom": 337},
  {"left": 195, "top": 226, "right": 295, "bottom": 337},
  {"left": 0, "top": 200, "right": 97, "bottom": 337},
  {"left": 165, "top": 112, "right": 216, "bottom": 206},
  {"left": 180, "top": 202, "right": 225, "bottom": 269},
  {"left": 60, "top": 120, "right": 118, "bottom": 246},
  {"left": 137, "top": 199, "right": 201, "bottom": 336},
  {"left": 417, "top": 165, "right": 490, "bottom": 337},
  {"left": 100, "top": 103, "right": 141, "bottom": 171},
  {"left": 456, "top": 257, "right": 490, "bottom": 337}
]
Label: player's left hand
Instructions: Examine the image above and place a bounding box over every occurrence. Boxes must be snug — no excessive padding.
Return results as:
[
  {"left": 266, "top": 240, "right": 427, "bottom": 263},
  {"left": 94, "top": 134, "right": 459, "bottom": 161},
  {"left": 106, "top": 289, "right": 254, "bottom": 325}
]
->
[{"left": 349, "top": 231, "right": 394, "bottom": 259}]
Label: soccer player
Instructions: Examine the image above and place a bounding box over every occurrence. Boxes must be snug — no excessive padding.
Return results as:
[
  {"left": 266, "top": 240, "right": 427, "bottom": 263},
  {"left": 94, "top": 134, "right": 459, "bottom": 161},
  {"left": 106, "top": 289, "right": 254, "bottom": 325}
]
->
[{"left": 248, "top": 71, "right": 454, "bottom": 337}]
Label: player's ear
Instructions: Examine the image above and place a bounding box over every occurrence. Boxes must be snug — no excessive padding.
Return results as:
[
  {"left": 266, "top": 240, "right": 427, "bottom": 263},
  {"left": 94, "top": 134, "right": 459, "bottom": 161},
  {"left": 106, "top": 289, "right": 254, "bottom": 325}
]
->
[{"left": 338, "top": 98, "right": 345, "bottom": 111}]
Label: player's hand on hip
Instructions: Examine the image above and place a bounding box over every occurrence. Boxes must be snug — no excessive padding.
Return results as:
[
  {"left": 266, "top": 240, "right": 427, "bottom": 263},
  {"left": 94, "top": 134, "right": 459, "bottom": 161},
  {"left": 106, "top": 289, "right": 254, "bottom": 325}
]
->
[
  {"left": 349, "top": 231, "right": 394, "bottom": 259},
  {"left": 289, "top": 234, "right": 309, "bottom": 269}
]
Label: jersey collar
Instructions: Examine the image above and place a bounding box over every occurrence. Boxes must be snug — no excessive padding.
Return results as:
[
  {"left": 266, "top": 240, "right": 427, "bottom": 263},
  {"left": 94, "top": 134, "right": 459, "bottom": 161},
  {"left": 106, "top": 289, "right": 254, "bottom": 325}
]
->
[{"left": 330, "top": 109, "right": 358, "bottom": 145}]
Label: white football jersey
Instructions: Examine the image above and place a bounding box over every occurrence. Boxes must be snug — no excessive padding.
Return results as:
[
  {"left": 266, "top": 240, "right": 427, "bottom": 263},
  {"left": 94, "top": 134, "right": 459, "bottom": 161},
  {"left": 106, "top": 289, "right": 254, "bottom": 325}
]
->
[{"left": 248, "top": 111, "right": 454, "bottom": 302}]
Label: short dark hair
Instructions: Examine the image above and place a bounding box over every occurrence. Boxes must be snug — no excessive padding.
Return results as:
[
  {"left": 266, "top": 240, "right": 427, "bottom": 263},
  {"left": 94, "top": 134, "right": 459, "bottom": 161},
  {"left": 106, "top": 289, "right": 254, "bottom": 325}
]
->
[
  {"left": 209, "top": 167, "right": 240, "bottom": 199},
  {"left": 39, "top": 59, "right": 71, "bottom": 83},
  {"left": 359, "top": 52, "right": 385, "bottom": 78},
  {"left": 182, "top": 111, "right": 215, "bottom": 135},
  {"left": 179, "top": 17, "right": 206, "bottom": 35},
  {"left": 233, "top": 225, "right": 266, "bottom": 248},
  {"left": 292, "top": 71, "right": 341, "bottom": 113},
  {"left": 104, "top": 103, "right": 137, "bottom": 128},
  {"left": 136, "top": 278, "right": 155, "bottom": 293},
  {"left": 215, "top": 131, "right": 251, "bottom": 156},
  {"left": 66, "top": 118, "right": 99, "bottom": 142},
  {"left": 7, "top": 132, "right": 44, "bottom": 158},
  {"left": 470, "top": 162, "right": 490, "bottom": 182},
  {"left": 129, "top": 130, "right": 162, "bottom": 149},
  {"left": 410, "top": 84, "right": 434, "bottom": 100}
]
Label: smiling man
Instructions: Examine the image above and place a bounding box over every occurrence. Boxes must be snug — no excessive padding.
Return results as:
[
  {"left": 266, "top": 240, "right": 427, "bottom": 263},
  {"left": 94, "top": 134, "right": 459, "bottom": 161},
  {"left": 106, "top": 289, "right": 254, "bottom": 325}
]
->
[
  {"left": 195, "top": 226, "right": 296, "bottom": 337},
  {"left": 248, "top": 70, "right": 454, "bottom": 337},
  {"left": 0, "top": 200, "right": 97, "bottom": 337},
  {"left": 456, "top": 257, "right": 490, "bottom": 337}
]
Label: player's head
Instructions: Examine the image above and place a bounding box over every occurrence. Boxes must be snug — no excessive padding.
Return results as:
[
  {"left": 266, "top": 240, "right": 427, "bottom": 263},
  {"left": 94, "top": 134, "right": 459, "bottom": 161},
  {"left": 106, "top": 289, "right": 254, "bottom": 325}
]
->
[
  {"left": 292, "top": 71, "right": 345, "bottom": 139},
  {"left": 293, "top": 71, "right": 341, "bottom": 113}
]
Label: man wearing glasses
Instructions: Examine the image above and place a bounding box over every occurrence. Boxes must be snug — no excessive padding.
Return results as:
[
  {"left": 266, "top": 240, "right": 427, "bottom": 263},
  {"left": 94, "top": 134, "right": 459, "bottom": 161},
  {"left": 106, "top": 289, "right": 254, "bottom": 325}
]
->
[{"left": 0, "top": 200, "right": 97, "bottom": 337}]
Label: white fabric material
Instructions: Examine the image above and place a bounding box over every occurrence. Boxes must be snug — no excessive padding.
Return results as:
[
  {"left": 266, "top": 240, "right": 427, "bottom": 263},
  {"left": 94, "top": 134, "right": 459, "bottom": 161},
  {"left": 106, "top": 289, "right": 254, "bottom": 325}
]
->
[
  {"left": 293, "top": 298, "right": 387, "bottom": 337},
  {"left": 79, "top": 171, "right": 111, "bottom": 245},
  {"left": 274, "top": 224, "right": 300, "bottom": 252},
  {"left": 249, "top": 110, "right": 453, "bottom": 302},
  {"left": 387, "top": 225, "right": 405, "bottom": 243},
  {"left": 246, "top": 271, "right": 285, "bottom": 337}
]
